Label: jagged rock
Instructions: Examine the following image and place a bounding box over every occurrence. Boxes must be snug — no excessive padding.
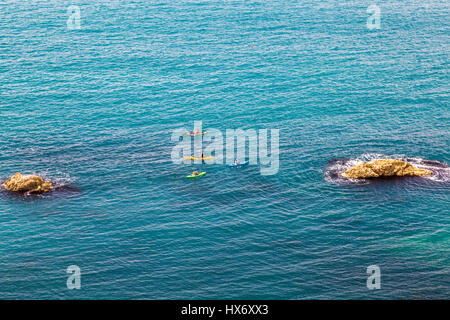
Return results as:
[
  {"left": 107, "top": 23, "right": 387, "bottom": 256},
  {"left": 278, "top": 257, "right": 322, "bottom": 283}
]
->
[
  {"left": 342, "top": 159, "right": 432, "bottom": 179},
  {"left": 2, "top": 173, "right": 53, "bottom": 193}
]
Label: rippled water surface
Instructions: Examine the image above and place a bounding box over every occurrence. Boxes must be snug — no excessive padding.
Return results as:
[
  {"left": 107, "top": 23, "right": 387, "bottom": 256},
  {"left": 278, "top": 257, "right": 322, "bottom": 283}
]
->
[{"left": 0, "top": 1, "right": 449, "bottom": 299}]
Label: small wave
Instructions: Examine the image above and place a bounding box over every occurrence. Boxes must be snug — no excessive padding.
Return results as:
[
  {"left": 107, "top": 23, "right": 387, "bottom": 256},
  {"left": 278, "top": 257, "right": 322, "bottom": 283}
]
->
[{"left": 325, "top": 154, "right": 450, "bottom": 184}]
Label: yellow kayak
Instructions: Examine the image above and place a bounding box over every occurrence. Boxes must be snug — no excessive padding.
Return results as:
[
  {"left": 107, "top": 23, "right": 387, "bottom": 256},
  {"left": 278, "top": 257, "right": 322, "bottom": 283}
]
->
[{"left": 184, "top": 156, "right": 215, "bottom": 160}]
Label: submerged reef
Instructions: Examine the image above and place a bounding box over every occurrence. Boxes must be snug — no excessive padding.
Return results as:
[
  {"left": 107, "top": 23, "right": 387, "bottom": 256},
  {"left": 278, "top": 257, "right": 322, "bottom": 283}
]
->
[{"left": 342, "top": 159, "right": 432, "bottom": 179}]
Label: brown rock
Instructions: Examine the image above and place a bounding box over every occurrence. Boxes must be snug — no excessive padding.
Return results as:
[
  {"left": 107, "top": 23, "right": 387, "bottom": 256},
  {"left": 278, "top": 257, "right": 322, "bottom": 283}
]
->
[
  {"left": 2, "top": 173, "right": 53, "bottom": 193},
  {"left": 342, "top": 159, "right": 432, "bottom": 179}
]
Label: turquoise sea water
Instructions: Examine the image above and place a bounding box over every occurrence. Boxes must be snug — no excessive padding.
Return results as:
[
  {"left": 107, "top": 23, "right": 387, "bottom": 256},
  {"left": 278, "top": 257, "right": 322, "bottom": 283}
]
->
[{"left": 0, "top": 1, "right": 449, "bottom": 299}]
